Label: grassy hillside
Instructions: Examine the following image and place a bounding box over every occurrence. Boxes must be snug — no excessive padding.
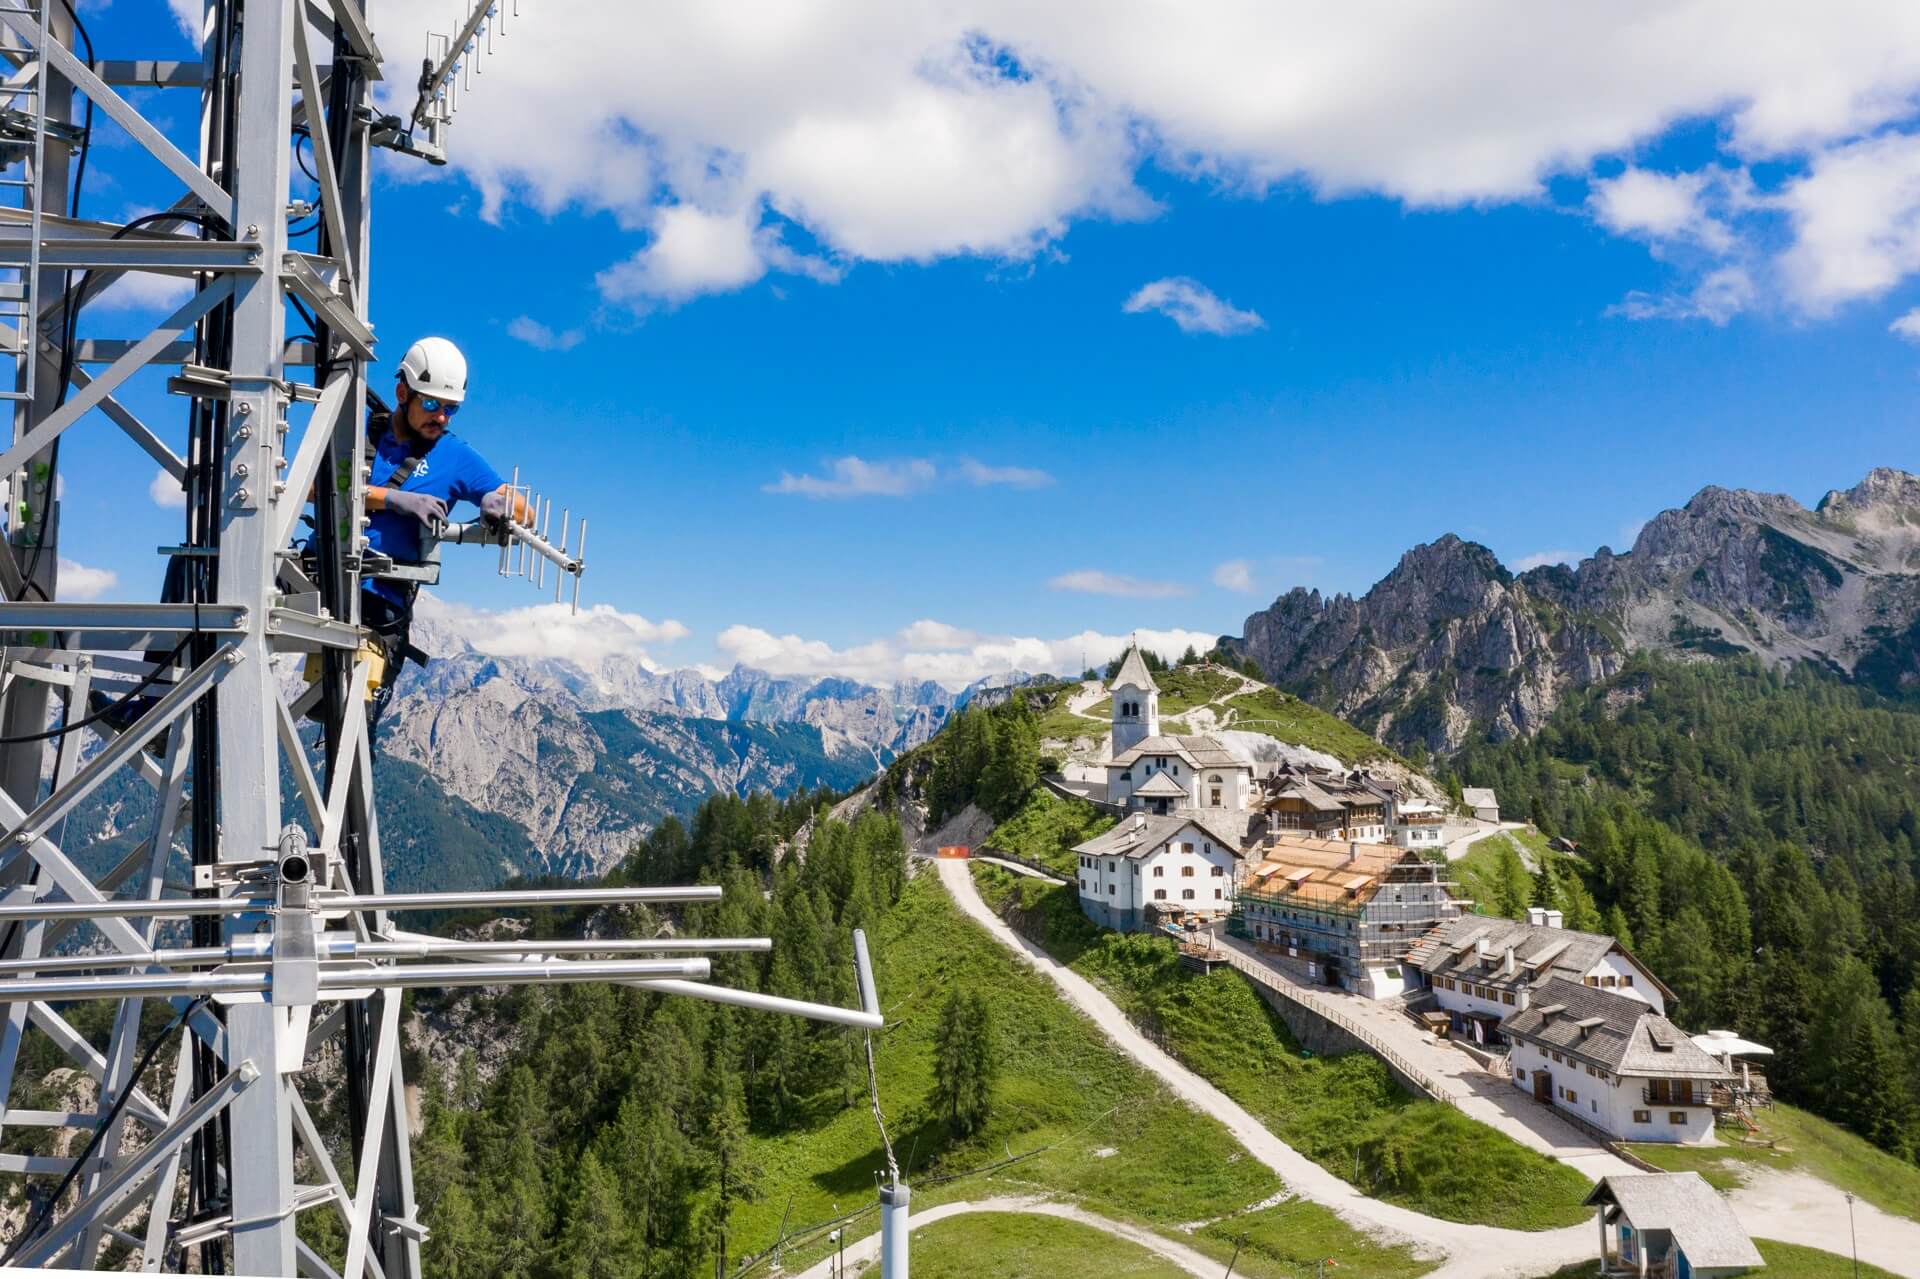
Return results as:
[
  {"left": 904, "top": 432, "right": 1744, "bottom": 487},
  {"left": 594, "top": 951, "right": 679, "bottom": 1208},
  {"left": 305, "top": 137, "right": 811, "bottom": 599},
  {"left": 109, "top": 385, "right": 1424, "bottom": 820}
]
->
[
  {"left": 912, "top": 1214, "right": 1188, "bottom": 1279},
  {"left": 1624, "top": 1103, "right": 1920, "bottom": 1222},
  {"left": 973, "top": 866, "right": 1593, "bottom": 1231},
  {"left": 1222, "top": 686, "right": 1400, "bottom": 764},
  {"left": 737, "top": 872, "right": 1428, "bottom": 1279},
  {"left": 980, "top": 788, "right": 1115, "bottom": 876}
]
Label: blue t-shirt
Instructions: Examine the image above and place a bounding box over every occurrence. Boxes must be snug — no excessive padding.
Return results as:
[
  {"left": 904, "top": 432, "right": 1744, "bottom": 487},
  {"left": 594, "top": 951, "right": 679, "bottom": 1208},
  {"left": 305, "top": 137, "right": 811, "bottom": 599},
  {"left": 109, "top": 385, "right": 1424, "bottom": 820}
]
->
[{"left": 365, "top": 426, "right": 503, "bottom": 603}]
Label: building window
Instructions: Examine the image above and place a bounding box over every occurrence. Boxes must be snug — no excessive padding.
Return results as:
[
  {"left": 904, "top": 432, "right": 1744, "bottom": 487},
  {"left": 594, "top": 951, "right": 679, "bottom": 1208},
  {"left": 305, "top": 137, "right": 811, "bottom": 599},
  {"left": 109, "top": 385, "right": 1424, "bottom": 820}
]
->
[
  {"left": 1564, "top": 1089, "right": 1578, "bottom": 1104},
  {"left": 1211, "top": 789, "right": 1223, "bottom": 805},
  {"left": 1633, "top": 1109, "right": 1651, "bottom": 1124},
  {"left": 1668, "top": 1111, "right": 1687, "bottom": 1125},
  {"left": 1181, "top": 888, "right": 1196, "bottom": 900},
  {"left": 1078, "top": 880, "right": 1085, "bottom": 890},
  {"left": 1502, "top": 992, "right": 1515, "bottom": 1006},
  {"left": 1153, "top": 889, "right": 1166, "bottom": 901},
  {"left": 1514, "top": 1068, "right": 1526, "bottom": 1081},
  {"left": 1181, "top": 866, "right": 1195, "bottom": 877},
  {"left": 1152, "top": 866, "right": 1164, "bottom": 877},
  {"left": 1107, "top": 862, "right": 1116, "bottom": 872},
  {"left": 1214, "top": 889, "right": 1222, "bottom": 899},
  {"left": 1108, "top": 885, "right": 1116, "bottom": 895},
  {"left": 1621, "top": 975, "right": 1634, "bottom": 987}
]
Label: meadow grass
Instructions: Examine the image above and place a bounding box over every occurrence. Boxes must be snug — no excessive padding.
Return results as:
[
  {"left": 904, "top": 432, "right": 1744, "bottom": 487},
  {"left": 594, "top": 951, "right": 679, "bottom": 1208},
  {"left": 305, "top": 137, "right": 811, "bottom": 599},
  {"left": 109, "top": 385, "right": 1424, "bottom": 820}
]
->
[{"left": 737, "top": 872, "right": 1427, "bottom": 1279}]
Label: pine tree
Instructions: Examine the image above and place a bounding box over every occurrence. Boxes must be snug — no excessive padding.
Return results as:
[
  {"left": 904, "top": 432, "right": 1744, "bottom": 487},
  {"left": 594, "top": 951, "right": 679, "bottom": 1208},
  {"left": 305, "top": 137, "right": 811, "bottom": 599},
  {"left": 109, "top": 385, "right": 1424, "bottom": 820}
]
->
[
  {"left": 928, "top": 991, "right": 996, "bottom": 1135},
  {"left": 559, "top": 1151, "right": 633, "bottom": 1279}
]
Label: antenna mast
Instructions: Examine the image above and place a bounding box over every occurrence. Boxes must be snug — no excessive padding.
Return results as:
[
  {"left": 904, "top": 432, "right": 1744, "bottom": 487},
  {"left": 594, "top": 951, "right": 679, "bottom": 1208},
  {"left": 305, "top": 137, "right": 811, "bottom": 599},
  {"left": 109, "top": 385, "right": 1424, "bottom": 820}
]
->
[{"left": 0, "top": 4, "right": 870, "bottom": 1274}]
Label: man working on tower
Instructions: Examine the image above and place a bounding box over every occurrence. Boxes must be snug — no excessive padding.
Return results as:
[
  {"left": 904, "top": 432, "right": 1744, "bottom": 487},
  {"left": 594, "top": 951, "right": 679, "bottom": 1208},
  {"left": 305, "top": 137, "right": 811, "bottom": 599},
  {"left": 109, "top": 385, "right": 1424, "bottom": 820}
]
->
[{"left": 361, "top": 335, "right": 523, "bottom": 698}]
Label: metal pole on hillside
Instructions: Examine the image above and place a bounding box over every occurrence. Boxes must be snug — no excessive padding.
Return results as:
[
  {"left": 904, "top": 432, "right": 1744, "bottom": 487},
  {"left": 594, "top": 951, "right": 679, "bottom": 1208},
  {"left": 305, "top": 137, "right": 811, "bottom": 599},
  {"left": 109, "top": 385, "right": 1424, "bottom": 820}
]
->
[{"left": 0, "top": 3, "right": 882, "bottom": 1273}]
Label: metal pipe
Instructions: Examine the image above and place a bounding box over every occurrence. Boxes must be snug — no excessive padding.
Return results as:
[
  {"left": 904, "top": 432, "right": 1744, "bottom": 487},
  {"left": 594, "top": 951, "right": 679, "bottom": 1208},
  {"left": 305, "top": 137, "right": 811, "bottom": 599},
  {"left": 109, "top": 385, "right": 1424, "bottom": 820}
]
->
[
  {"left": 0, "top": 956, "right": 715, "bottom": 1002},
  {"left": 625, "top": 977, "right": 885, "bottom": 1030},
  {"left": 0, "top": 883, "right": 724, "bottom": 922},
  {"left": 571, "top": 518, "right": 587, "bottom": 613},
  {"left": 0, "top": 935, "right": 770, "bottom": 975}
]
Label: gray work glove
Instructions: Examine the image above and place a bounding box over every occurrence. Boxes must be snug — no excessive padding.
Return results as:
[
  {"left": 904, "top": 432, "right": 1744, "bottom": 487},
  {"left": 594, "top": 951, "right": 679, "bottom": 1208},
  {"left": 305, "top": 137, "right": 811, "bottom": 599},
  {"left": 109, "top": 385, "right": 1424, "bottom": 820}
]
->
[
  {"left": 384, "top": 489, "right": 447, "bottom": 534},
  {"left": 480, "top": 489, "right": 514, "bottom": 543}
]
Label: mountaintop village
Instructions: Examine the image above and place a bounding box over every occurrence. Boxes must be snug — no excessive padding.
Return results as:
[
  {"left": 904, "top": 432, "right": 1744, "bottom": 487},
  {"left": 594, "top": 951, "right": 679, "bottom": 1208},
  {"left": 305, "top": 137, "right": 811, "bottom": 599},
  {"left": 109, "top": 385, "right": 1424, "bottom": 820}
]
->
[{"left": 1023, "top": 644, "right": 1783, "bottom": 1278}]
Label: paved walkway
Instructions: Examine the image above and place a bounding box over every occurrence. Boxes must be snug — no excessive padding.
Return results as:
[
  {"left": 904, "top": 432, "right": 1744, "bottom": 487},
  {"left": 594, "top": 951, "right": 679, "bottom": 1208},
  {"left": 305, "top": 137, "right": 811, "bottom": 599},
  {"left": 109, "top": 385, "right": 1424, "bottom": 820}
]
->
[
  {"left": 788, "top": 1196, "right": 1221, "bottom": 1279},
  {"left": 934, "top": 857, "right": 1599, "bottom": 1278},
  {"left": 1215, "top": 936, "right": 1639, "bottom": 1182}
]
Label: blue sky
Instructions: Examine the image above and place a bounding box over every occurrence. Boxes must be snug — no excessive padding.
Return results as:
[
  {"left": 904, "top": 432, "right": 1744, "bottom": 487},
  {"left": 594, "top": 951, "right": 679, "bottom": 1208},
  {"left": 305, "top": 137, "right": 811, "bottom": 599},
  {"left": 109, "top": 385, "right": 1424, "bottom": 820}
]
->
[{"left": 49, "top": 3, "right": 1920, "bottom": 685}]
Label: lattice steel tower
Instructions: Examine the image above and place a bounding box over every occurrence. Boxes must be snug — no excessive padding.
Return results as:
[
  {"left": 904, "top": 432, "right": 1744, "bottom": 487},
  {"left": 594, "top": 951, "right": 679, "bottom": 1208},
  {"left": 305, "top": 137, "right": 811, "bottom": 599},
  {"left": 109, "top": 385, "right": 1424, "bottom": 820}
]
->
[{"left": 0, "top": 4, "right": 883, "bottom": 1274}]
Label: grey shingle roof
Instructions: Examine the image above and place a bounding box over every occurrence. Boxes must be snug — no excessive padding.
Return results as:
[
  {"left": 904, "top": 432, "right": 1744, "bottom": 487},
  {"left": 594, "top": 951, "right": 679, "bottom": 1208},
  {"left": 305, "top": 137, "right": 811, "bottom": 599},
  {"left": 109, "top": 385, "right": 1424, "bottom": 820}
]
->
[
  {"left": 1584, "top": 1174, "right": 1763, "bottom": 1271},
  {"left": 1109, "top": 645, "right": 1159, "bottom": 694},
  {"left": 1461, "top": 787, "right": 1498, "bottom": 808},
  {"left": 1132, "top": 771, "right": 1189, "bottom": 797},
  {"left": 1405, "top": 916, "right": 1675, "bottom": 1003},
  {"left": 1110, "top": 734, "right": 1252, "bottom": 771},
  {"left": 1073, "top": 812, "right": 1247, "bottom": 861},
  {"left": 1500, "top": 978, "right": 1729, "bottom": 1079}
]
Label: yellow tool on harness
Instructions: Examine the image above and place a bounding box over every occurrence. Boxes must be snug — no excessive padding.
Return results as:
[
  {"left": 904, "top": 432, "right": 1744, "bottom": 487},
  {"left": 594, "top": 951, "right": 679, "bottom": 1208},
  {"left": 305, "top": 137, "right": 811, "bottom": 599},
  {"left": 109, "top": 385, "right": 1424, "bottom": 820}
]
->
[{"left": 303, "top": 642, "right": 389, "bottom": 703}]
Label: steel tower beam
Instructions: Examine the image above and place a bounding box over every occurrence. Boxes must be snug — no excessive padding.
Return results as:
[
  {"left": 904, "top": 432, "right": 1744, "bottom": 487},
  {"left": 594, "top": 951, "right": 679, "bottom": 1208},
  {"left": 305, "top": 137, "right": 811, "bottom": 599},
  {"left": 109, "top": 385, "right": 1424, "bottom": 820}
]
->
[{"left": 0, "top": 4, "right": 883, "bottom": 1274}]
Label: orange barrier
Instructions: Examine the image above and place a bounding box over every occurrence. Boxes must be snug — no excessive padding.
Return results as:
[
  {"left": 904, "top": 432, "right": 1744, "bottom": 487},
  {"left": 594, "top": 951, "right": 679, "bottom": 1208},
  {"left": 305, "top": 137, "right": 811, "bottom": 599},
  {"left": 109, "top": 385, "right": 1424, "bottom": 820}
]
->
[{"left": 936, "top": 845, "right": 972, "bottom": 859}]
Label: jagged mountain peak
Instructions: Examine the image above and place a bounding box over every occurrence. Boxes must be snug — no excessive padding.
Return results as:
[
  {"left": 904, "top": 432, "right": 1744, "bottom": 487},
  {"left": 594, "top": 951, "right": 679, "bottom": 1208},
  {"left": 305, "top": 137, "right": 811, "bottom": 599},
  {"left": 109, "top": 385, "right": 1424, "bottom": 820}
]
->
[{"left": 1226, "top": 467, "right": 1920, "bottom": 752}]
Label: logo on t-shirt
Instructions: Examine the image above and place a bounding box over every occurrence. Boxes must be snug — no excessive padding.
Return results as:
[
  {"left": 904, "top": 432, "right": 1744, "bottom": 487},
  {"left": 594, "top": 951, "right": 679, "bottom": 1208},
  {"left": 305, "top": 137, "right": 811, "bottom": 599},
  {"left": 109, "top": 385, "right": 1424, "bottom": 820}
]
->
[{"left": 412, "top": 460, "right": 430, "bottom": 478}]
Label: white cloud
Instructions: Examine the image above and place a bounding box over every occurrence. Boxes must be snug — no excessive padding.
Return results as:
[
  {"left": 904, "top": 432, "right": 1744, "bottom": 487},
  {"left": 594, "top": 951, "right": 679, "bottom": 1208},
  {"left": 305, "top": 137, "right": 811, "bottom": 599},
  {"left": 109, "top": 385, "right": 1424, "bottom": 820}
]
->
[
  {"left": 420, "top": 594, "right": 690, "bottom": 671},
  {"left": 715, "top": 620, "right": 1218, "bottom": 688},
  {"left": 899, "top": 619, "right": 984, "bottom": 649},
  {"left": 1608, "top": 266, "right": 1756, "bottom": 326},
  {"left": 764, "top": 456, "right": 938, "bottom": 498},
  {"left": 1122, "top": 277, "right": 1264, "bottom": 336},
  {"left": 1891, "top": 308, "right": 1920, "bottom": 343},
  {"left": 1588, "top": 168, "right": 1735, "bottom": 252},
  {"left": 149, "top": 468, "right": 185, "bottom": 510},
  {"left": 57, "top": 557, "right": 116, "bottom": 601},
  {"left": 367, "top": 1, "right": 1920, "bottom": 315},
  {"left": 507, "top": 316, "right": 585, "bottom": 351},
  {"left": 1211, "top": 559, "right": 1255, "bottom": 592},
  {"left": 1775, "top": 131, "right": 1920, "bottom": 314},
  {"left": 956, "top": 458, "right": 1053, "bottom": 489},
  {"left": 763, "top": 456, "right": 1048, "bottom": 497},
  {"left": 1047, "top": 569, "right": 1190, "bottom": 599},
  {"left": 1511, "top": 548, "right": 1582, "bottom": 572},
  {"left": 92, "top": 272, "right": 194, "bottom": 313}
]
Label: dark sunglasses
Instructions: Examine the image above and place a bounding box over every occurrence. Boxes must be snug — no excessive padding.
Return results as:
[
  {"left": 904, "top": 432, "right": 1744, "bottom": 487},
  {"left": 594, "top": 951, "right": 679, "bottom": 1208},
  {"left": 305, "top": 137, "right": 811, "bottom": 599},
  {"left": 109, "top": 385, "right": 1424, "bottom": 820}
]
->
[{"left": 416, "top": 396, "right": 461, "bottom": 418}]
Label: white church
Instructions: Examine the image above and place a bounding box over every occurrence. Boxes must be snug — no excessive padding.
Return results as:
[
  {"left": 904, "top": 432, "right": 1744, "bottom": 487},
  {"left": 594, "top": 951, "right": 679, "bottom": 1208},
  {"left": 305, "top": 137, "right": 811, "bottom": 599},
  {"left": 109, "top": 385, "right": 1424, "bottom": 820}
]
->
[
  {"left": 1073, "top": 645, "right": 1260, "bottom": 932},
  {"left": 1102, "top": 645, "right": 1255, "bottom": 817}
]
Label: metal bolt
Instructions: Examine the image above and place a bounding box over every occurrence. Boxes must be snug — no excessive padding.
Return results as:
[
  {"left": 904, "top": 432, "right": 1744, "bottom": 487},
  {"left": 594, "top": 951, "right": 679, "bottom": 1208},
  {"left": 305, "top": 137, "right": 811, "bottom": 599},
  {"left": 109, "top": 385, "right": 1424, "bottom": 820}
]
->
[
  {"left": 234, "top": 488, "right": 250, "bottom": 503},
  {"left": 245, "top": 224, "right": 259, "bottom": 238},
  {"left": 236, "top": 402, "right": 253, "bottom": 417},
  {"left": 15, "top": 829, "right": 34, "bottom": 845},
  {"left": 236, "top": 464, "right": 250, "bottom": 479},
  {"left": 235, "top": 424, "right": 252, "bottom": 441},
  {"left": 237, "top": 1060, "right": 260, "bottom": 1083},
  {"left": 223, "top": 649, "right": 245, "bottom": 666}
]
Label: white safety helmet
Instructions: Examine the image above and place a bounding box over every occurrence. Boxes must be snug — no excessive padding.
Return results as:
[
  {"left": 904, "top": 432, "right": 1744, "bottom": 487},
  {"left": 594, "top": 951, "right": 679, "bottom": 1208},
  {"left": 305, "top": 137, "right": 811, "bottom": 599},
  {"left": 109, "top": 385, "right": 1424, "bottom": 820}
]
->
[{"left": 397, "top": 336, "right": 468, "bottom": 404}]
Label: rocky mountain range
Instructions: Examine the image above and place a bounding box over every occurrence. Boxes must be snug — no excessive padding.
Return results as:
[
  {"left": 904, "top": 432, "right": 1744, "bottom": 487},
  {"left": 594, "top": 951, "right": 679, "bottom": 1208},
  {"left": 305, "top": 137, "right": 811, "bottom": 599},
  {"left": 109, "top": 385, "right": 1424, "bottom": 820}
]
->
[
  {"left": 369, "top": 613, "right": 992, "bottom": 875},
  {"left": 1222, "top": 467, "right": 1920, "bottom": 752}
]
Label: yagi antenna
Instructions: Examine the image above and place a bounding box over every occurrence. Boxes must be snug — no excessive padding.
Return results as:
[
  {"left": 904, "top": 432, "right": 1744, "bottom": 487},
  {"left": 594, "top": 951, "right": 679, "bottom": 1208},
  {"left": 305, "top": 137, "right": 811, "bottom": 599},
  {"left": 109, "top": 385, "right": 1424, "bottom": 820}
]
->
[
  {"left": 397, "top": 0, "right": 526, "bottom": 164},
  {"left": 449, "top": 471, "right": 588, "bottom": 610}
]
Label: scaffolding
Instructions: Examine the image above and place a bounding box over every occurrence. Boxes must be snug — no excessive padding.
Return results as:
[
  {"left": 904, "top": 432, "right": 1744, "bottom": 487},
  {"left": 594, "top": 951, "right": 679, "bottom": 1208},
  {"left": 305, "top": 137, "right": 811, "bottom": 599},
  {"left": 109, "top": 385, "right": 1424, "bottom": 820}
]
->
[{"left": 0, "top": 4, "right": 883, "bottom": 1274}]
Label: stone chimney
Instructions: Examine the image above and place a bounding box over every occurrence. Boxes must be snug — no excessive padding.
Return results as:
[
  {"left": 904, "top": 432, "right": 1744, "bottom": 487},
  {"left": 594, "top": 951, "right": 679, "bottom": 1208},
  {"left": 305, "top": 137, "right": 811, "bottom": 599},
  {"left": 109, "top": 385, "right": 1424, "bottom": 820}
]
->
[
  {"left": 1527, "top": 906, "right": 1547, "bottom": 927},
  {"left": 1474, "top": 937, "right": 1490, "bottom": 963},
  {"left": 1544, "top": 909, "right": 1564, "bottom": 929},
  {"left": 1501, "top": 946, "right": 1516, "bottom": 978},
  {"left": 1347, "top": 841, "right": 1359, "bottom": 864}
]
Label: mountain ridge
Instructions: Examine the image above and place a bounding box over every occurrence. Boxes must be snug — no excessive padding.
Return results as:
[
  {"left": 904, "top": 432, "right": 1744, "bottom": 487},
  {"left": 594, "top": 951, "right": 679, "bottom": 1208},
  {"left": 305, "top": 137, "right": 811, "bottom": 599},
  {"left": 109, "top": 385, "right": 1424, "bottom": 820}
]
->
[{"left": 1223, "top": 467, "right": 1920, "bottom": 751}]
